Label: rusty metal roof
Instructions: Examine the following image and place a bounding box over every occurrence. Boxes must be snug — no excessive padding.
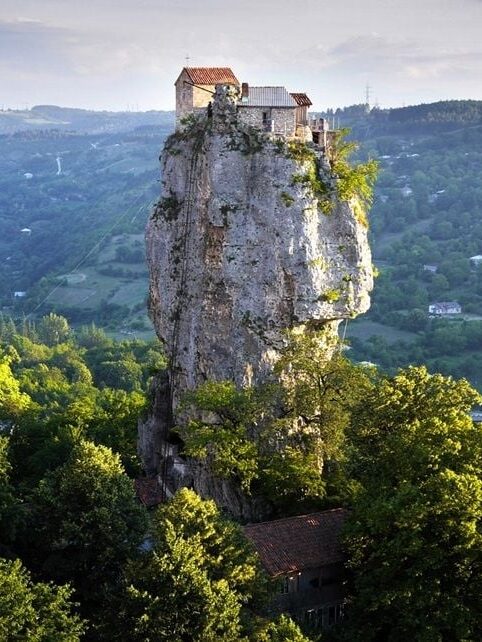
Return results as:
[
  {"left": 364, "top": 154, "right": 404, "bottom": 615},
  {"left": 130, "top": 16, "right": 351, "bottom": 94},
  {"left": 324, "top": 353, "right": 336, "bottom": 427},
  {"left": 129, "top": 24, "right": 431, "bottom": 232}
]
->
[
  {"left": 239, "top": 86, "right": 297, "bottom": 108},
  {"left": 182, "top": 67, "right": 239, "bottom": 86},
  {"left": 243, "top": 509, "right": 347, "bottom": 577},
  {"left": 291, "top": 93, "right": 313, "bottom": 107}
]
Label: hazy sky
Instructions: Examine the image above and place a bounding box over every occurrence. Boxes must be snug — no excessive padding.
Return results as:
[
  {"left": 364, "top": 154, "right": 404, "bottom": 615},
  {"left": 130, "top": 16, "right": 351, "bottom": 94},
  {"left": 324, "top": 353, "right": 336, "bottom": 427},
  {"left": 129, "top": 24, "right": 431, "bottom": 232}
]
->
[{"left": 2, "top": 0, "right": 482, "bottom": 111}]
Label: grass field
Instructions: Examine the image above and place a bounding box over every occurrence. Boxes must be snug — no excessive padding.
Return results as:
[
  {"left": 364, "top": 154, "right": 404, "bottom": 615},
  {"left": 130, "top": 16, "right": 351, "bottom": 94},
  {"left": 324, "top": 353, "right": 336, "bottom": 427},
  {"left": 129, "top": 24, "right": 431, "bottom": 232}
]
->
[
  {"left": 46, "top": 233, "right": 150, "bottom": 334},
  {"left": 346, "top": 319, "right": 419, "bottom": 344},
  {"left": 98, "top": 233, "right": 145, "bottom": 263},
  {"left": 109, "top": 280, "right": 147, "bottom": 307},
  {"left": 374, "top": 218, "right": 433, "bottom": 257}
]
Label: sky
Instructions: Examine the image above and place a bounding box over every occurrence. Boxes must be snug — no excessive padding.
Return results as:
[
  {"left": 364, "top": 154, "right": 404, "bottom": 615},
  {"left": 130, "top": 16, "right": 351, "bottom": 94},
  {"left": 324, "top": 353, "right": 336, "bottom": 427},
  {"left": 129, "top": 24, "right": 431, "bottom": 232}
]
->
[{"left": 1, "top": 0, "right": 482, "bottom": 112}]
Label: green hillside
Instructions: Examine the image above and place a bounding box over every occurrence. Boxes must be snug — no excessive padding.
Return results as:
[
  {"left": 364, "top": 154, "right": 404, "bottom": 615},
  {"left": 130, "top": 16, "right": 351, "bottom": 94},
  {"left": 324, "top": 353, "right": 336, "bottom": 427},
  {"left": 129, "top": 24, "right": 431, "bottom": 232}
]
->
[
  {"left": 0, "top": 110, "right": 174, "bottom": 335},
  {"left": 329, "top": 101, "right": 482, "bottom": 390}
]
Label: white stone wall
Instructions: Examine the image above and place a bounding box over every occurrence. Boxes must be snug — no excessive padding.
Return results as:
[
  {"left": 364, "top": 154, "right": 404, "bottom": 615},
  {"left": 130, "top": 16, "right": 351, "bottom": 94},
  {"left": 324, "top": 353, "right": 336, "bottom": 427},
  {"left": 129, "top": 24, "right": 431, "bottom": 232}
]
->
[
  {"left": 271, "top": 107, "right": 296, "bottom": 136},
  {"left": 238, "top": 106, "right": 296, "bottom": 137},
  {"left": 175, "top": 71, "right": 194, "bottom": 127}
]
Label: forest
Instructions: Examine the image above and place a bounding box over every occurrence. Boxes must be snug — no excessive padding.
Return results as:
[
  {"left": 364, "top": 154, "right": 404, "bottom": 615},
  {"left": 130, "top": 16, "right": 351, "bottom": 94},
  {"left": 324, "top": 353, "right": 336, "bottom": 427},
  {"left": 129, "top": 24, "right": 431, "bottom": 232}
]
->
[
  {"left": 318, "top": 101, "right": 482, "bottom": 392},
  {"left": 0, "top": 316, "right": 481, "bottom": 640}
]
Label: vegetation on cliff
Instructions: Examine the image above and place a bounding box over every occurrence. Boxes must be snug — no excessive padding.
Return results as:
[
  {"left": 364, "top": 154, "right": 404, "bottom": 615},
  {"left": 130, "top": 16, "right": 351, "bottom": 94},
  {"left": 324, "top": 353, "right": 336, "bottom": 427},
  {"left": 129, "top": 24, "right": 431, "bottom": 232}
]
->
[{"left": 178, "top": 331, "right": 372, "bottom": 514}]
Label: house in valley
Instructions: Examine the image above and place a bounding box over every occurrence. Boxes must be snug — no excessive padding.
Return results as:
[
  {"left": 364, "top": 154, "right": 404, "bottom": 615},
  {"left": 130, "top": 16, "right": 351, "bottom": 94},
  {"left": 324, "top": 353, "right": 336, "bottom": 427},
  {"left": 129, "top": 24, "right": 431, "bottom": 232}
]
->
[
  {"left": 469, "top": 255, "right": 482, "bottom": 268},
  {"left": 428, "top": 301, "right": 462, "bottom": 316},
  {"left": 244, "top": 509, "right": 347, "bottom": 630}
]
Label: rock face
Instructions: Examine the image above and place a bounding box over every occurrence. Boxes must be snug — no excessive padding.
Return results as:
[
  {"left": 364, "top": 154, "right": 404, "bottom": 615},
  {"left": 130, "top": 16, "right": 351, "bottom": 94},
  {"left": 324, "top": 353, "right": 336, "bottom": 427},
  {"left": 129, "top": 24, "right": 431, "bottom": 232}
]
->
[{"left": 141, "top": 87, "right": 373, "bottom": 519}]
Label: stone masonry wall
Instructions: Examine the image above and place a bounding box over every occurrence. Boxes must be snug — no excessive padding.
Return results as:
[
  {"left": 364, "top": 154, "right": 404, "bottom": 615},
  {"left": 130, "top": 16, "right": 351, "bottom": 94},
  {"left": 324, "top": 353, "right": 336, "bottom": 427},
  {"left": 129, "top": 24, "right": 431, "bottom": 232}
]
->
[
  {"left": 175, "top": 74, "right": 215, "bottom": 127},
  {"left": 238, "top": 106, "right": 296, "bottom": 136},
  {"left": 271, "top": 107, "right": 296, "bottom": 136}
]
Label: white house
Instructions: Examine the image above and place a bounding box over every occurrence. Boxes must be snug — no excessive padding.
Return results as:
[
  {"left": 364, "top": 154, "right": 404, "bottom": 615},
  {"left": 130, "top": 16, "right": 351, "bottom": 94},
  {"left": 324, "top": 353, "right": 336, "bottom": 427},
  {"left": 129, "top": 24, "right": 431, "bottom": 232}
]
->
[
  {"left": 469, "top": 255, "right": 482, "bottom": 268},
  {"left": 428, "top": 301, "right": 461, "bottom": 316}
]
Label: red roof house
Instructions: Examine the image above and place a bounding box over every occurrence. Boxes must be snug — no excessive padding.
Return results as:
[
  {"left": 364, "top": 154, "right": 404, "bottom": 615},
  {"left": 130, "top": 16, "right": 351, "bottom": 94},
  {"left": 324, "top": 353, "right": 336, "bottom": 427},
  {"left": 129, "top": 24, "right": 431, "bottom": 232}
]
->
[{"left": 244, "top": 509, "right": 348, "bottom": 630}]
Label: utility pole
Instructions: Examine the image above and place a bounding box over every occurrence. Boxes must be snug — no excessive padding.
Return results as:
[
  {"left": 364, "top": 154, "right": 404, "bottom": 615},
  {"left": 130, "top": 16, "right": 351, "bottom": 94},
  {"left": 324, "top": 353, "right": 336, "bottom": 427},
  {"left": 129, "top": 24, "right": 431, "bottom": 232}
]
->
[{"left": 365, "top": 83, "right": 372, "bottom": 110}]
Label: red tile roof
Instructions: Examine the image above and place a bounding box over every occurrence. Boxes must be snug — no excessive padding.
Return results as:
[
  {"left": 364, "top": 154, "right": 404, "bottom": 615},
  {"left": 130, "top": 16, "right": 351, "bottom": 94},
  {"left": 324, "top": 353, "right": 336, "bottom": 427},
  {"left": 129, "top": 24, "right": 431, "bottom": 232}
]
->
[
  {"left": 290, "top": 93, "right": 313, "bottom": 107},
  {"left": 243, "top": 509, "right": 347, "bottom": 577},
  {"left": 183, "top": 67, "right": 239, "bottom": 86},
  {"left": 134, "top": 477, "right": 164, "bottom": 508}
]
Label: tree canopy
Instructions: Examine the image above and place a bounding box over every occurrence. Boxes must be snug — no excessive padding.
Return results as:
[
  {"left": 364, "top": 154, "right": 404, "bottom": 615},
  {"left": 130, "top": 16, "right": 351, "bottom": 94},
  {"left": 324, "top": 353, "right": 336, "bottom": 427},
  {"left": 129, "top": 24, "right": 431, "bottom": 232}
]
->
[
  {"left": 0, "top": 557, "right": 85, "bottom": 641},
  {"left": 343, "top": 366, "right": 482, "bottom": 641}
]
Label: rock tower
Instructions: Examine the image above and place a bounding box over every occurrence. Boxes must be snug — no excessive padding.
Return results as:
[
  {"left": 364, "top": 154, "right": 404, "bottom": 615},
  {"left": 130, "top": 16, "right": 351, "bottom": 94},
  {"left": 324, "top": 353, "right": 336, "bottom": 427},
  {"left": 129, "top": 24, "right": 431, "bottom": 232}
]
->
[{"left": 140, "top": 86, "right": 373, "bottom": 518}]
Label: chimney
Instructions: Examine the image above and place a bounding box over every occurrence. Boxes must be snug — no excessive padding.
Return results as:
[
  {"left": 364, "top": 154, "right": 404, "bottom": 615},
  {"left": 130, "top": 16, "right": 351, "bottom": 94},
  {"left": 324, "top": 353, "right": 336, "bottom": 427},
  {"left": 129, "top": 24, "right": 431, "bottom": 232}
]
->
[{"left": 241, "top": 83, "right": 249, "bottom": 101}]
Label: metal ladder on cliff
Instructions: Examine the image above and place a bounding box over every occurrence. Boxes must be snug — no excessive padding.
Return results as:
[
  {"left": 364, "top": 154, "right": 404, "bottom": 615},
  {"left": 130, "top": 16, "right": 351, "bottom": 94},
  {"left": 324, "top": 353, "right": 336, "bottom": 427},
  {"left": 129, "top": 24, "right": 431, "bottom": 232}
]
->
[
  {"left": 158, "top": 134, "right": 204, "bottom": 500},
  {"left": 169, "top": 136, "right": 204, "bottom": 382}
]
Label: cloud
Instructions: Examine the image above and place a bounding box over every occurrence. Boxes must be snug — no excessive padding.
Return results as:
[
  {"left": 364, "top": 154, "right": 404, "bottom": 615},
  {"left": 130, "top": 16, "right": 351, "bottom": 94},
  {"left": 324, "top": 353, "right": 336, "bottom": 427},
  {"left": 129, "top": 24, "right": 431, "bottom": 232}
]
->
[
  {"left": 0, "top": 19, "right": 80, "bottom": 77},
  {"left": 299, "top": 33, "right": 482, "bottom": 81},
  {"left": 0, "top": 18, "right": 164, "bottom": 79}
]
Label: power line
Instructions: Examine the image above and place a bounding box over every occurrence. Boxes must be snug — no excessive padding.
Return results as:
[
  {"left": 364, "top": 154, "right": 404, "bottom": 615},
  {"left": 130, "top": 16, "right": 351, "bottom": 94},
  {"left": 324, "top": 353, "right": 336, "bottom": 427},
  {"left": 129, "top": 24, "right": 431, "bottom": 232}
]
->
[{"left": 26, "top": 190, "right": 154, "bottom": 319}]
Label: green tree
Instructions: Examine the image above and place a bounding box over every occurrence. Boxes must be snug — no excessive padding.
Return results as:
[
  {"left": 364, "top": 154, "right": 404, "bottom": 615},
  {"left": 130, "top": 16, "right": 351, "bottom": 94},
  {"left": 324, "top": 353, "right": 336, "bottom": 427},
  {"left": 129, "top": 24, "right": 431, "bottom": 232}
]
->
[
  {"left": 0, "top": 436, "right": 17, "bottom": 545},
  {"left": 96, "top": 358, "right": 143, "bottom": 391},
  {"left": 115, "top": 489, "right": 267, "bottom": 641},
  {"left": 256, "top": 615, "right": 313, "bottom": 642},
  {"left": 179, "top": 332, "right": 373, "bottom": 512},
  {"left": 328, "top": 127, "right": 378, "bottom": 219},
  {"left": 37, "top": 313, "right": 71, "bottom": 346},
  {"left": 77, "top": 323, "right": 112, "bottom": 349},
  {"left": 274, "top": 331, "right": 374, "bottom": 467},
  {"left": 30, "top": 440, "right": 148, "bottom": 605},
  {"left": 0, "top": 354, "right": 31, "bottom": 419},
  {"left": 85, "top": 388, "right": 146, "bottom": 475},
  {"left": 0, "top": 557, "right": 85, "bottom": 641},
  {"left": 343, "top": 366, "right": 482, "bottom": 641}
]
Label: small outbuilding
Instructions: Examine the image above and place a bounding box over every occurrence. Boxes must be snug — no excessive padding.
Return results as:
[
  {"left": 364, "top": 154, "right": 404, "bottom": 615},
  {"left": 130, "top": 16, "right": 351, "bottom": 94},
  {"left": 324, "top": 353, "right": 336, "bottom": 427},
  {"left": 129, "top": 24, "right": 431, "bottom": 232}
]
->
[
  {"left": 290, "top": 93, "right": 313, "bottom": 126},
  {"left": 237, "top": 85, "right": 298, "bottom": 136}
]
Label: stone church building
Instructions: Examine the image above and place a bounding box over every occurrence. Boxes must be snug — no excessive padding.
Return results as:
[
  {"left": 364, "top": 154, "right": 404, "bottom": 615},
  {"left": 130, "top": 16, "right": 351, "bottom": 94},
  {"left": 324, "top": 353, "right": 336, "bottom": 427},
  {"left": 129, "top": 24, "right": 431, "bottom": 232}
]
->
[{"left": 175, "top": 67, "right": 240, "bottom": 127}]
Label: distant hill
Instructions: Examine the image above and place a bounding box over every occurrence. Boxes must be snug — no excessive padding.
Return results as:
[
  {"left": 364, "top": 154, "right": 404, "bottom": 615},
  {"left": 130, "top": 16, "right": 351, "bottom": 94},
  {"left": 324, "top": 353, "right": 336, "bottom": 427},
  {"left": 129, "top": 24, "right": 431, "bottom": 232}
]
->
[
  {"left": 0, "top": 105, "right": 175, "bottom": 135},
  {"left": 317, "top": 99, "right": 482, "bottom": 136},
  {"left": 0, "top": 108, "right": 175, "bottom": 337}
]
